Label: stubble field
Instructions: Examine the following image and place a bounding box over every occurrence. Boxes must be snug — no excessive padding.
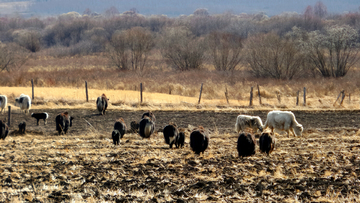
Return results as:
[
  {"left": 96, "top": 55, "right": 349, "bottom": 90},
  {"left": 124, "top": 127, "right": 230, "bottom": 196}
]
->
[{"left": 0, "top": 109, "right": 360, "bottom": 202}]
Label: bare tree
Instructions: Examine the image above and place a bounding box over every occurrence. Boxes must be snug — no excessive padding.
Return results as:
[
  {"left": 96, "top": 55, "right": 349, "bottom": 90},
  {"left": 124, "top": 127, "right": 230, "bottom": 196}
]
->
[
  {"left": 83, "top": 8, "right": 92, "bottom": 16},
  {"left": 13, "top": 30, "right": 41, "bottom": 52},
  {"left": 244, "top": 32, "right": 305, "bottom": 79},
  {"left": 160, "top": 27, "right": 206, "bottom": 71},
  {"left": 107, "top": 27, "right": 154, "bottom": 71},
  {"left": 314, "top": 1, "right": 327, "bottom": 19},
  {"left": 304, "top": 6, "right": 314, "bottom": 22},
  {"left": 290, "top": 25, "right": 359, "bottom": 77},
  {"left": 125, "top": 27, "right": 154, "bottom": 72},
  {"left": 105, "top": 6, "right": 119, "bottom": 18},
  {"left": 193, "top": 8, "right": 209, "bottom": 16},
  {"left": 207, "top": 31, "right": 242, "bottom": 71},
  {"left": 107, "top": 30, "right": 128, "bottom": 70},
  {"left": 0, "top": 43, "right": 28, "bottom": 72}
]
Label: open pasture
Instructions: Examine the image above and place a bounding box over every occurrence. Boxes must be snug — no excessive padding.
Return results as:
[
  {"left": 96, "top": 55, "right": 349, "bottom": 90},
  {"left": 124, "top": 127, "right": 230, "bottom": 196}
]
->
[{"left": 0, "top": 109, "right": 360, "bottom": 202}]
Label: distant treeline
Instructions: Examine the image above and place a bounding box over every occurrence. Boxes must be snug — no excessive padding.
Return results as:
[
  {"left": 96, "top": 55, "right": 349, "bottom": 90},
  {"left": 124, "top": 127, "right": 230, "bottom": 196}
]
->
[{"left": 0, "top": 4, "right": 360, "bottom": 79}]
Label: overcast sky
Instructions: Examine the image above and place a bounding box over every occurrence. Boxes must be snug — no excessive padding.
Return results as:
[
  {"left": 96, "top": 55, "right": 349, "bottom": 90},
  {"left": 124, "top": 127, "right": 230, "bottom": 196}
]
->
[{"left": 1, "top": 0, "right": 359, "bottom": 17}]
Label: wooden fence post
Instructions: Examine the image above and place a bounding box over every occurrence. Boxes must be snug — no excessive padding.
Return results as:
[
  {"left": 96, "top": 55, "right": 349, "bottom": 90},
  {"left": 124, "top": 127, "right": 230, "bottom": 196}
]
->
[
  {"left": 249, "top": 86, "right": 253, "bottom": 106},
  {"left": 277, "top": 92, "right": 281, "bottom": 103},
  {"left": 303, "top": 87, "right": 306, "bottom": 106},
  {"left": 31, "top": 79, "right": 34, "bottom": 100},
  {"left": 7, "top": 106, "right": 11, "bottom": 127},
  {"left": 296, "top": 90, "right": 300, "bottom": 106},
  {"left": 257, "top": 84, "right": 261, "bottom": 105},
  {"left": 225, "top": 86, "right": 229, "bottom": 104},
  {"left": 140, "top": 83, "right": 143, "bottom": 103},
  {"left": 85, "top": 81, "right": 88, "bottom": 102},
  {"left": 198, "top": 83, "right": 203, "bottom": 104}
]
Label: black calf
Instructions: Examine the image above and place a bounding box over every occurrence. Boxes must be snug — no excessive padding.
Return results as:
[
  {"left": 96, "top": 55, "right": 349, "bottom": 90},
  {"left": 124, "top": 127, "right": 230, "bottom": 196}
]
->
[
  {"left": 112, "top": 130, "right": 120, "bottom": 145},
  {"left": 176, "top": 131, "right": 185, "bottom": 148},
  {"left": 31, "top": 112, "right": 48, "bottom": 125},
  {"left": 18, "top": 122, "right": 26, "bottom": 134}
]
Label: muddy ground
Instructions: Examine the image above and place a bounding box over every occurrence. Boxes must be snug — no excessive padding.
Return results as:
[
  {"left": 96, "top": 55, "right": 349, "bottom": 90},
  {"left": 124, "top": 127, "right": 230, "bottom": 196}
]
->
[{"left": 0, "top": 109, "right": 360, "bottom": 202}]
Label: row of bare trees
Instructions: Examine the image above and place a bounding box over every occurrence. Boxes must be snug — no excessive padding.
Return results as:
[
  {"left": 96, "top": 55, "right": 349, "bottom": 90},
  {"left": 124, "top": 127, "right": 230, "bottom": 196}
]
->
[
  {"left": 0, "top": 2, "right": 360, "bottom": 79},
  {"left": 105, "top": 24, "right": 359, "bottom": 79}
]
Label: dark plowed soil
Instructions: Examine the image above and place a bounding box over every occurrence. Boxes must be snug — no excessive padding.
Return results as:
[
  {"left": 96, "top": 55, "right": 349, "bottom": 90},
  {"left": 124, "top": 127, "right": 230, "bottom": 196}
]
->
[
  {"left": 1, "top": 109, "right": 360, "bottom": 202},
  {"left": 5, "top": 109, "right": 360, "bottom": 135}
]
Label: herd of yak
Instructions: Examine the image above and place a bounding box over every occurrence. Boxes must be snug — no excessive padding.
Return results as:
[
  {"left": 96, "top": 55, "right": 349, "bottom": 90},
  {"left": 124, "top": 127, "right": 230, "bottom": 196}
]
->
[{"left": 0, "top": 93, "right": 304, "bottom": 157}]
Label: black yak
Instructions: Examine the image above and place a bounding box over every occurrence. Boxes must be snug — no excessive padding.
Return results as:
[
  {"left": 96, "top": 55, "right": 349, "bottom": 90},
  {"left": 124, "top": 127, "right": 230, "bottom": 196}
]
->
[
  {"left": 190, "top": 126, "right": 209, "bottom": 155},
  {"left": 0, "top": 120, "right": 9, "bottom": 140},
  {"left": 163, "top": 123, "right": 179, "bottom": 148},
  {"left": 259, "top": 132, "right": 275, "bottom": 155},
  {"left": 142, "top": 111, "right": 156, "bottom": 123},
  {"left": 55, "top": 112, "right": 74, "bottom": 135},
  {"left": 96, "top": 93, "right": 109, "bottom": 115},
  {"left": 139, "top": 116, "right": 155, "bottom": 139},
  {"left": 237, "top": 133, "right": 256, "bottom": 157},
  {"left": 31, "top": 112, "right": 49, "bottom": 125},
  {"left": 18, "top": 122, "right": 26, "bottom": 134}
]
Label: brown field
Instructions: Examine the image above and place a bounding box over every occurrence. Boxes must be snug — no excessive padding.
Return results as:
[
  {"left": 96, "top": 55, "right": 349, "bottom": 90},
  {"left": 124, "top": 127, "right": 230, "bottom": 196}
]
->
[
  {"left": 1, "top": 54, "right": 360, "bottom": 202},
  {"left": 1, "top": 108, "right": 360, "bottom": 202}
]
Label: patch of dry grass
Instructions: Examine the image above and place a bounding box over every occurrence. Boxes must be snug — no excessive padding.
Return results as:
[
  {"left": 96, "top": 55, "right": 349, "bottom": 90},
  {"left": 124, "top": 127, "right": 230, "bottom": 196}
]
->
[{"left": 1, "top": 85, "right": 359, "bottom": 111}]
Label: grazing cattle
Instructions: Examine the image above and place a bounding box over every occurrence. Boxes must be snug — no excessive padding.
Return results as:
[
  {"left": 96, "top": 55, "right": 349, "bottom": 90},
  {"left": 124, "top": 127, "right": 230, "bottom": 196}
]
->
[
  {"left": 190, "top": 126, "right": 209, "bottom": 155},
  {"left": 163, "top": 123, "right": 179, "bottom": 148},
  {"left": 176, "top": 131, "right": 185, "bottom": 148},
  {"left": 96, "top": 94, "right": 109, "bottom": 115},
  {"left": 235, "top": 115, "right": 263, "bottom": 133},
  {"left": 14, "top": 94, "right": 31, "bottom": 113},
  {"left": 31, "top": 112, "right": 49, "bottom": 125},
  {"left": 142, "top": 111, "right": 156, "bottom": 123},
  {"left": 0, "top": 120, "right": 9, "bottom": 140},
  {"left": 18, "top": 122, "right": 26, "bottom": 134},
  {"left": 0, "top": 95, "right": 7, "bottom": 113},
  {"left": 263, "top": 110, "right": 303, "bottom": 137},
  {"left": 139, "top": 116, "right": 155, "bottom": 139},
  {"left": 130, "top": 121, "right": 140, "bottom": 133},
  {"left": 237, "top": 133, "right": 256, "bottom": 157},
  {"left": 114, "top": 118, "right": 126, "bottom": 139},
  {"left": 259, "top": 132, "right": 275, "bottom": 155},
  {"left": 55, "top": 112, "right": 74, "bottom": 135}
]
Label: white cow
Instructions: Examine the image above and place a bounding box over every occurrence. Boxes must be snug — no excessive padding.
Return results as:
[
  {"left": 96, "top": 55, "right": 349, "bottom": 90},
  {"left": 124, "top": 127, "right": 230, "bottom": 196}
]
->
[
  {"left": 0, "top": 95, "right": 7, "bottom": 113},
  {"left": 235, "top": 115, "right": 264, "bottom": 133},
  {"left": 14, "top": 94, "right": 31, "bottom": 113},
  {"left": 263, "top": 110, "right": 303, "bottom": 137}
]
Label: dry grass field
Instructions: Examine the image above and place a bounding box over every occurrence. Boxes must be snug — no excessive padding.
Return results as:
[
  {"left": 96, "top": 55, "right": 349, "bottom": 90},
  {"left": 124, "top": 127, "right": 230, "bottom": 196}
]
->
[{"left": 0, "top": 108, "right": 360, "bottom": 202}]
